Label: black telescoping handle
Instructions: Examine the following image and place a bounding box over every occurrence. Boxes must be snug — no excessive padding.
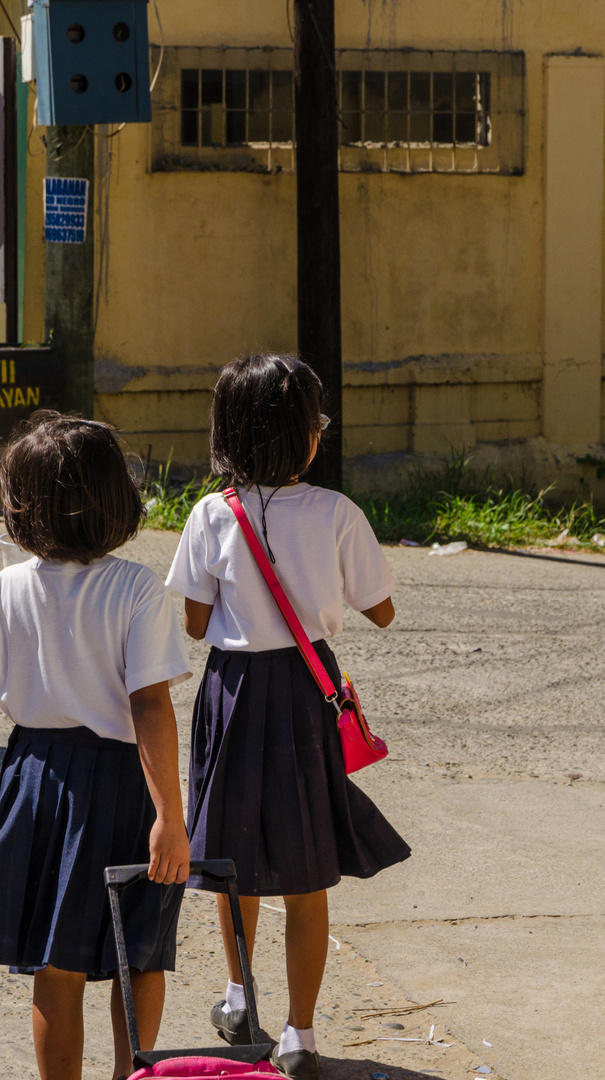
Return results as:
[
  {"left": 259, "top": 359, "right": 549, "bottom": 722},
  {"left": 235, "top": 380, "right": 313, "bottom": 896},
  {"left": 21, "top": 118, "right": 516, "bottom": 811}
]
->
[
  {"left": 104, "top": 859, "right": 261, "bottom": 1064},
  {"left": 106, "top": 881, "right": 140, "bottom": 1058},
  {"left": 104, "top": 858, "right": 237, "bottom": 890},
  {"left": 225, "top": 876, "right": 261, "bottom": 1044}
]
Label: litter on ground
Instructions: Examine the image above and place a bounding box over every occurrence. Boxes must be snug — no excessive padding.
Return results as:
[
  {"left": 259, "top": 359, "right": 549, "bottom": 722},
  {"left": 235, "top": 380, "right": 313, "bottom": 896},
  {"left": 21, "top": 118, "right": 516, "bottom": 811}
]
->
[
  {"left": 377, "top": 1025, "right": 453, "bottom": 1048},
  {"left": 345, "top": 1023, "right": 454, "bottom": 1049},
  {"left": 429, "top": 541, "right": 468, "bottom": 556},
  {"left": 544, "top": 529, "right": 579, "bottom": 548},
  {"left": 355, "top": 999, "right": 452, "bottom": 1020}
]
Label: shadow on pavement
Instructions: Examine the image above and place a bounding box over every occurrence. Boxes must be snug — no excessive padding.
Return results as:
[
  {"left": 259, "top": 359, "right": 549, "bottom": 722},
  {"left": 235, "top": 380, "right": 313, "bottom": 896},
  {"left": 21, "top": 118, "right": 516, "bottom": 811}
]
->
[
  {"left": 322, "top": 1055, "right": 446, "bottom": 1080},
  {"left": 481, "top": 546, "right": 605, "bottom": 569}
]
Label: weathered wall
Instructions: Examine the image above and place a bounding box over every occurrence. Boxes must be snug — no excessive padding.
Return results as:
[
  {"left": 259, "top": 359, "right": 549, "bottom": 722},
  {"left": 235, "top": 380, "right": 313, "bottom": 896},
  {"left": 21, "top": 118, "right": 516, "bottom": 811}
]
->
[{"left": 20, "top": 1, "right": 605, "bottom": 492}]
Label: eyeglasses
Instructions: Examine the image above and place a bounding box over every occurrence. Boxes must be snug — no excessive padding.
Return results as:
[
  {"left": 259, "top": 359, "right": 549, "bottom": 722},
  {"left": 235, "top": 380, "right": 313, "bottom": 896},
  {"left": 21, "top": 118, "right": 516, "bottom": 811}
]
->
[{"left": 319, "top": 414, "right": 331, "bottom": 431}]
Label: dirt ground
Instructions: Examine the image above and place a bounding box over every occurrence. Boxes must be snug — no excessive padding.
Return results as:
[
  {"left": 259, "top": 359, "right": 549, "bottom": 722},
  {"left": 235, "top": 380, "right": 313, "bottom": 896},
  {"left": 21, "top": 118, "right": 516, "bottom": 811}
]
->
[{"left": 1, "top": 531, "right": 603, "bottom": 1080}]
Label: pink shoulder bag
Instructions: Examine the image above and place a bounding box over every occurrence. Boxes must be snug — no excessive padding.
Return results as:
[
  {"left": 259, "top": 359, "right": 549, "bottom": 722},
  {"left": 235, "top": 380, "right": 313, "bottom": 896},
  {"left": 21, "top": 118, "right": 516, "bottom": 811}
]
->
[{"left": 223, "top": 487, "right": 388, "bottom": 774}]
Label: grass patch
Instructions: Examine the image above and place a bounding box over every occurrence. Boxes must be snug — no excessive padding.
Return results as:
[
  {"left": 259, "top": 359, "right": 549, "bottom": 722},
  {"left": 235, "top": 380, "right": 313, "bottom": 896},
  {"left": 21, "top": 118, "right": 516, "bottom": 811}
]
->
[
  {"left": 143, "top": 463, "right": 223, "bottom": 531},
  {"left": 353, "top": 450, "right": 605, "bottom": 549},
  {"left": 142, "top": 451, "right": 605, "bottom": 551}
]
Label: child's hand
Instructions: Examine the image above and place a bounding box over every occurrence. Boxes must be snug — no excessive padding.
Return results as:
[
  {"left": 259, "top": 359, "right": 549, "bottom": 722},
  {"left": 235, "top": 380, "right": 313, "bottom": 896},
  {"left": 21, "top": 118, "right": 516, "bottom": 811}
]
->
[
  {"left": 129, "top": 680, "right": 190, "bottom": 885},
  {"left": 148, "top": 817, "right": 190, "bottom": 884}
]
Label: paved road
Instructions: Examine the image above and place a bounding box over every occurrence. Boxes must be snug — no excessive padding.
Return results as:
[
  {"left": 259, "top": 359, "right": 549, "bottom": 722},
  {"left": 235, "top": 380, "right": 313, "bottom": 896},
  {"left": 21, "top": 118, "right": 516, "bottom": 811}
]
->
[{"left": 0, "top": 533, "right": 603, "bottom": 1079}]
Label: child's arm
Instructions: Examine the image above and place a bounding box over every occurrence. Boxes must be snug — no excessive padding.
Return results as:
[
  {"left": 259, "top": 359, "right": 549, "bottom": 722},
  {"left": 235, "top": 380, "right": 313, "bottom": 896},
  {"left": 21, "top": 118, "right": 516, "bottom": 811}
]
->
[
  {"left": 184, "top": 598, "right": 214, "bottom": 640},
  {"left": 361, "top": 596, "right": 395, "bottom": 627},
  {"left": 129, "top": 680, "right": 190, "bottom": 884}
]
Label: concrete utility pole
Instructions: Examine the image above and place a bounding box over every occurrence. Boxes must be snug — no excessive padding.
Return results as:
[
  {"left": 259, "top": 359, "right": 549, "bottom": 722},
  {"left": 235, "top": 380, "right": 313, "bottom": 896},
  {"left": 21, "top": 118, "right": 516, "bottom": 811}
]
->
[
  {"left": 294, "top": 0, "right": 342, "bottom": 490},
  {"left": 44, "top": 125, "right": 95, "bottom": 416}
]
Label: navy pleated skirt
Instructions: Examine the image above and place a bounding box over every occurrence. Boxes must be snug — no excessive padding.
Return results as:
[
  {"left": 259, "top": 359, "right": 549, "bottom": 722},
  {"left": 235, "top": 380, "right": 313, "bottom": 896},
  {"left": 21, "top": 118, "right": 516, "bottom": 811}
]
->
[
  {"left": 188, "top": 641, "right": 411, "bottom": 896},
  {"left": 0, "top": 725, "right": 184, "bottom": 978}
]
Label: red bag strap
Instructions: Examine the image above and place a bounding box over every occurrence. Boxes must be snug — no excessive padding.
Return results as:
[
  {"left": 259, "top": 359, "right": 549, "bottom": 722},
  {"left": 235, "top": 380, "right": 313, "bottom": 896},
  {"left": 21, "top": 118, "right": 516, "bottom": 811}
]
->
[{"left": 223, "top": 486, "right": 339, "bottom": 707}]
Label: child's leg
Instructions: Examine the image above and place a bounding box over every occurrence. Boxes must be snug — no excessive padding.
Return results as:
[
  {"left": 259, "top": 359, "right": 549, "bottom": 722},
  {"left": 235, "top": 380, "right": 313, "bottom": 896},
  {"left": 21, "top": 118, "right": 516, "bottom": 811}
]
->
[
  {"left": 283, "top": 890, "right": 329, "bottom": 1030},
  {"left": 111, "top": 970, "right": 165, "bottom": 1080},
  {"left": 216, "top": 892, "right": 260, "bottom": 981},
  {"left": 32, "top": 965, "right": 87, "bottom": 1080}
]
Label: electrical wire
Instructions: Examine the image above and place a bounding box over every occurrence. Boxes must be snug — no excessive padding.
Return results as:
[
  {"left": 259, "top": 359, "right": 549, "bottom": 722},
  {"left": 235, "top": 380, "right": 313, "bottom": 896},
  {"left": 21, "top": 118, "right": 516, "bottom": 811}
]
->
[
  {"left": 307, "top": 3, "right": 336, "bottom": 82},
  {"left": 89, "top": 123, "right": 125, "bottom": 138},
  {"left": 149, "top": 0, "right": 164, "bottom": 93},
  {"left": 47, "top": 124, "right": 89, "bottom": 162},
  {"left": 27, "top": 121, "right": 45, "bottom": 157},
  {"left": 93, "top": 137, "right": 113, "bottom": 336}
]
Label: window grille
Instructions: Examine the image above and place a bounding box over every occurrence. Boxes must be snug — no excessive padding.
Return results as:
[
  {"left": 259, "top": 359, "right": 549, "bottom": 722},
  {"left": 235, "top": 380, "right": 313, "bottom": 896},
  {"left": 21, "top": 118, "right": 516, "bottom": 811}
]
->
[
  {"left": 181, "top": 67, "right": 294, "bottom": 149},
  {"left": 151, "top": 47, "right": 525, "bottom": 175}
]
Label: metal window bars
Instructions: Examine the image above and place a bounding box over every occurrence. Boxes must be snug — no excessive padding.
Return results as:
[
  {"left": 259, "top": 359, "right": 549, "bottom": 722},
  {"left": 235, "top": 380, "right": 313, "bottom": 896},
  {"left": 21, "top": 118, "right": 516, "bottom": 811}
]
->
[{"left": 151, "top": 46, "right": 524, "bottom": 175}]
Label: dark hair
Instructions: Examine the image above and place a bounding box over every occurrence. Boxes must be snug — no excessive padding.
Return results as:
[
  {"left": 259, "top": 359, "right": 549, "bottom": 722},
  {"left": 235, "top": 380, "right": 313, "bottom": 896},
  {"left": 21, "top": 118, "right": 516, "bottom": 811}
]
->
[
  {"left": 0, "top": 411, "right": 144, "bottom": 564},
  {"left": 210, "top": 354, "right": 325, "bottom": 486}
]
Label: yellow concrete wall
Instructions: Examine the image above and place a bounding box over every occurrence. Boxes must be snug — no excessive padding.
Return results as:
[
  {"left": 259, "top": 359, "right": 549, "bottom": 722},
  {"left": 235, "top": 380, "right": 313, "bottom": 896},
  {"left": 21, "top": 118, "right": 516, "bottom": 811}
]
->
[
  {"left": 18, "top": 1, "right": 605, "bottom": 473},
  {"left": 543, "top": 56, "right": 604, "bottom": 445}
]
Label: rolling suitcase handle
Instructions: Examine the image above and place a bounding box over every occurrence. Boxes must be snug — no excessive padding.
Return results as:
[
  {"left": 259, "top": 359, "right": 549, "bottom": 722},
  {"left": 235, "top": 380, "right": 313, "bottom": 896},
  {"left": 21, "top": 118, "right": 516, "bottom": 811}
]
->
[{"left": 104, "top": 859, "right": 268, "bottom": 1070}]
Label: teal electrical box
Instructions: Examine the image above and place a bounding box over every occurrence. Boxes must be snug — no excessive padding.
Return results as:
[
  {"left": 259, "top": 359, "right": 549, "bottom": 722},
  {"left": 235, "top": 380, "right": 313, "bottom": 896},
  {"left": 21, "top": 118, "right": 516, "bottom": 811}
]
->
[{"left": 33, "top": 0, "right": 151, "bottom": 126}]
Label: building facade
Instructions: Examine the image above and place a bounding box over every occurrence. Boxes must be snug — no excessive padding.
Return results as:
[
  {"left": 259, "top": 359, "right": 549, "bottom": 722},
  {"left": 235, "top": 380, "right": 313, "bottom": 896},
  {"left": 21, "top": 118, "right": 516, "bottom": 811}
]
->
[{"left": 16, "top": 1, "right": 605, "bottom": 495}]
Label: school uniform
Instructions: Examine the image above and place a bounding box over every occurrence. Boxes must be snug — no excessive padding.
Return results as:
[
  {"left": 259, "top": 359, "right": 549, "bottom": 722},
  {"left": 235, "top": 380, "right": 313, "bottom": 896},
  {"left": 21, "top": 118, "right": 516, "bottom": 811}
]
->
[
  {"left": 166, "top": 483, "right": 411, "bottom": 896},
  {"left": 0, "top": 554, "right": 192, "bottom": 977}
]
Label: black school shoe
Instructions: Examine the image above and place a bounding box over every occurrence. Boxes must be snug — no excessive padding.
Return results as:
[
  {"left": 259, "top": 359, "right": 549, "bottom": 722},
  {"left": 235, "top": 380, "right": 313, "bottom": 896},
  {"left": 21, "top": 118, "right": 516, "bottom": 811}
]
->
[
  {"left": 210, "top": 1001, "right": 252, "bottom": 1045},
  {"left": 271, "top": 1045, "right": 322, "bottom": 1080}
]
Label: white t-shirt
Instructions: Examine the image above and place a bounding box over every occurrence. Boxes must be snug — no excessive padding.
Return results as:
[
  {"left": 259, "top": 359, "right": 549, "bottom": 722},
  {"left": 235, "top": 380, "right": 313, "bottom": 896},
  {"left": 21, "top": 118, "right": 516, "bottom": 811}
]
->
[
  {"left": 0, "top": 554, "right": 192, "bottom": 742},
  {"left": 166, "top": 484, "right": 395, "bottom": 652}
]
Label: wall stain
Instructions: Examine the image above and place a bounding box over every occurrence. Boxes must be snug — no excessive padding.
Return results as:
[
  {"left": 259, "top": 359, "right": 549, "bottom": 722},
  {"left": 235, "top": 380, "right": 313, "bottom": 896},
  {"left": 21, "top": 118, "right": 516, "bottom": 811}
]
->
[
  {"left": 361, "top": 0, "right": 377, "bottom": 48},
  {"left": 343, "top": 352, "right": 541, "bottom": 373},
  {"left": 501, "top": 0, "right": 515, "bottom": 50},
  {"left": 94, "top": 125, "right": 113, "bottom": 333},
  {"left": 358, "top": 179, "right": 379, "bottom": 363},
  {"left": 359, "top": 1, "right": 402, "bottom": 55},
  {"left": 386, "top": 0, "right": 401, "bottom": 50},
  {"left": 94, "top": 359, "right": 222, "bottom": 393}
]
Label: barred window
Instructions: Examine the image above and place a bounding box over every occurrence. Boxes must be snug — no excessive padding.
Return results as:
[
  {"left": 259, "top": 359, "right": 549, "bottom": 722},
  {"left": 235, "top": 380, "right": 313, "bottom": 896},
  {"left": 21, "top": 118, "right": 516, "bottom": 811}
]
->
[
  {"left": 151, "top": 47, "right": 524, "bottom": 175},
  {"left": 180, "top": 68, "right": 295, "bottom": 148},
  {"left": 339, "top": 70, "right": 489, "bottom": 146}
]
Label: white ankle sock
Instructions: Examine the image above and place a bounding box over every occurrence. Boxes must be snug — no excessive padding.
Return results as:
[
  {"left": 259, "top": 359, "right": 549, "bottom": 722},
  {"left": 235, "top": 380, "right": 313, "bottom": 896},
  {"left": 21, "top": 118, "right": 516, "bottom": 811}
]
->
[
  {"left": 222, "top": 977, "right": 258, "bottom": 1014},
  {"left": 279, "top": 1022, "right": 316, "bottom": 1055}
]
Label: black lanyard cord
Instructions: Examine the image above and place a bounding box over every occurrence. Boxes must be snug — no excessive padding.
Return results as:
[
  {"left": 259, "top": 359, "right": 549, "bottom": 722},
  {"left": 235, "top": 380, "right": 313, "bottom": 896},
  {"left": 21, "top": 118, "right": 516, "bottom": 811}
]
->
[{"left": 256, "top": 484, "right": 282, "bottom": 564}]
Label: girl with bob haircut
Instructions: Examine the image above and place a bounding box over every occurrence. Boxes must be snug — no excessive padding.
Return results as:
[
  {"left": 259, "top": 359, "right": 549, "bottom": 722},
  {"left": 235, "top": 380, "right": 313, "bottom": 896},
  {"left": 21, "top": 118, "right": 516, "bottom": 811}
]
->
[
  {"left": 167, "top": 354, "right": 411, "bottom": 1080},
  {"left": 0, "top": 411, "right": 192, "bottom": 1080}
]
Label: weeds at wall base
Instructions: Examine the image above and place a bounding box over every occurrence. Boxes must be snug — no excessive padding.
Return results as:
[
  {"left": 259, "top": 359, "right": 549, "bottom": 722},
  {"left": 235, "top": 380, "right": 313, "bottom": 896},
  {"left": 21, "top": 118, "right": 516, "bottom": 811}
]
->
[
  {"left": 353, "top": 449, "right": 605, "bottom": 549},
  {"left": 142, "top": 461, "right": 223, "bottom": 532}
]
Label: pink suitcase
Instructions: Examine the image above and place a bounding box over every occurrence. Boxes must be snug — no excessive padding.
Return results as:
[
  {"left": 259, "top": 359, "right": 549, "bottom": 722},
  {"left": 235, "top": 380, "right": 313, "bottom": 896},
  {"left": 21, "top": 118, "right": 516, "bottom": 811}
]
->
[
  {"left": 130, "top": 1054, "right": 280, "bottom": 1079},
  {"left": 105, "top": 859, "right": 274, "bottom": 1078}
]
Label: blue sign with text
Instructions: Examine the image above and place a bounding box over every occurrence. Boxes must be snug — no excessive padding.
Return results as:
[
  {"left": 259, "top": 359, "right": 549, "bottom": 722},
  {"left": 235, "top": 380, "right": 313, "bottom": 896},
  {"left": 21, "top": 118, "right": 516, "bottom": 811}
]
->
[{"left": 44, "top": 176, "right": 89, "bottom": 244}]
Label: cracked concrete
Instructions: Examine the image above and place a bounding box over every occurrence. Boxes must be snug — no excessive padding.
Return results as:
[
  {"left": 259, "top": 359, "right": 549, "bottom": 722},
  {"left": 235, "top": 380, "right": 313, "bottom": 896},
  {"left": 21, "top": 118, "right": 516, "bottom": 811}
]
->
[{"left": 1, "top": 532, "right": 603, "bottom": 1079}]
